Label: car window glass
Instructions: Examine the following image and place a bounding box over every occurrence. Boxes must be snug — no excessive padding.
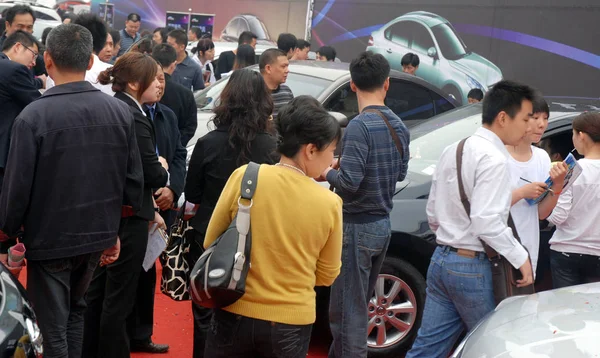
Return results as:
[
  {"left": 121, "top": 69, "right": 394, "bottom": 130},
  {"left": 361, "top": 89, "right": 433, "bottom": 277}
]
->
[
  {"left": 385, "top": 21, "right": 411, "bottom": 47},
  {"left": 247, "top": 17, "right": 269, "bottom": 40},
  {"left": 195, "top": 72, "right": 332, "bottom": 110},
  {"left": 431, "top": 23, "right": 468, "bottom": 60},
  {"left": 323, "top": 83, "right": 359, "bottom": 121},
  {"left": 385, "top": 79, "right": 434, "bottom": 123},
  {"left": 411, "top": 24, "right": 435, "bottom": 54},
  {"left": 34, "top": 11, "right": 56, "bottom": 21},
  {"left": 429, "top": 90, "right": 455, "bottom": 115}
]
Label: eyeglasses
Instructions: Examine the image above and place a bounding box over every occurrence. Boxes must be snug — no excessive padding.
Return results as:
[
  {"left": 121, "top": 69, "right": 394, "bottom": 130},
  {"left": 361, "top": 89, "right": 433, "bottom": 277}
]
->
[{"left": 18, "top": 42, "right": 39, "bottom": 60}]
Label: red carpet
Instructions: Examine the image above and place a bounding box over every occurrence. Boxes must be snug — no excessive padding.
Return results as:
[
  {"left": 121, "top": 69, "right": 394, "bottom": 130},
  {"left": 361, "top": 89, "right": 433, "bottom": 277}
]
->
[{"left": 18, "top": 262, "right": 329, "bottom": 358}]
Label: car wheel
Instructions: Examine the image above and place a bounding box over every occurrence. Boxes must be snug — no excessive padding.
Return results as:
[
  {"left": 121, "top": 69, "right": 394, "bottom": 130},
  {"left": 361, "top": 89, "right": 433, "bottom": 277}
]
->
[
  {"left": 443, "top": 85, "right": 463, "bottom": 105},
  {"left": 367, "top": 257, "right": 426, "bottom": 357}
]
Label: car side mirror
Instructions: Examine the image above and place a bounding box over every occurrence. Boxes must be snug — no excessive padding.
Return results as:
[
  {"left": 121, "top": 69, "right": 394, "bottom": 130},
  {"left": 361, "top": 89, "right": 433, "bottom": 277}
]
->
[
  {"left": 329, "top": 111, "right": 349, "bottom": 128},
  {"left": 427, "top": 47, "right": 438, "bottom": 58}
]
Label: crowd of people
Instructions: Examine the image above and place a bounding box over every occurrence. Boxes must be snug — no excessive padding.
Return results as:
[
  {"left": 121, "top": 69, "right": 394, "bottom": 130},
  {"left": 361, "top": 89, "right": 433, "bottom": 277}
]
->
[{"left": 0, "top": 3, "right": 600, "bottom": 358}]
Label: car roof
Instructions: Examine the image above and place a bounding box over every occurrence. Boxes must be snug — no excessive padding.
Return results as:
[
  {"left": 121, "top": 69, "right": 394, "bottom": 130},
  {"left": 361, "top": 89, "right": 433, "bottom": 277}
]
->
[{"left": 394, "top": 11, "right": 448, "bottom": 27}]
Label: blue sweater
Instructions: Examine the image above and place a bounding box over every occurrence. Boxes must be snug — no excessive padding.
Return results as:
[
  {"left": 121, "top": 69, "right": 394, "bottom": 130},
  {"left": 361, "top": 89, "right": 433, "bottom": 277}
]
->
[{"left": 326, "top": 105, "right": 410, "bottom": 223}]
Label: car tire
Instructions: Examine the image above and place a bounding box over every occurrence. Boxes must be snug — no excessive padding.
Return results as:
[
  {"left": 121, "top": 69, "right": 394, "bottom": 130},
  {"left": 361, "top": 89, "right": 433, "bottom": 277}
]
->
[
  {"left": 367, "top": 256, "right": 427, "bottom": 357},
  {"left": 443, "top": 85, "right": 463, "bottom": 105}
]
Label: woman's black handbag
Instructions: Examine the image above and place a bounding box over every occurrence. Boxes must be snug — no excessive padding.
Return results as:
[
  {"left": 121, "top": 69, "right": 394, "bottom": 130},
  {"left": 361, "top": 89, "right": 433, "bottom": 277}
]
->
[
  {"left": 159, "top": 203, "right": 197, "bottom": 301},
  {"left": 189, "top": 162, "right": 260, "bottom": 308}
]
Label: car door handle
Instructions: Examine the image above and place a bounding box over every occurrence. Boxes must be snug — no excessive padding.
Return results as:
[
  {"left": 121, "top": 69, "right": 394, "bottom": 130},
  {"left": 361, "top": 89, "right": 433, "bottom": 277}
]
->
[{"left": 386, "top": 48, "right": 393, "bottom": 54}]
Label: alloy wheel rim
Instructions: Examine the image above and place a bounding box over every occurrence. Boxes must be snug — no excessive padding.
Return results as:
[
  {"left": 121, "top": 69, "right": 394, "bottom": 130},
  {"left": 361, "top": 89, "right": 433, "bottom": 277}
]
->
[{"left": 367, "top": 274, "right": 417, "bottom": 349}]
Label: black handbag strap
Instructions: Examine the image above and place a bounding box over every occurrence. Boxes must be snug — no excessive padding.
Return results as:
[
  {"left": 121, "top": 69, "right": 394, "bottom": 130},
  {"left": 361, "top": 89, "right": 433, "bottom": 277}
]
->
[
  {"left": 364, "top": 109, "right": 404, "bottom": 157},
  {"left": 455, "top": 137, "right": 523, "bottom": 260},
  {"left": 240, "top": 162, "right": 260, "bottom": 200}
]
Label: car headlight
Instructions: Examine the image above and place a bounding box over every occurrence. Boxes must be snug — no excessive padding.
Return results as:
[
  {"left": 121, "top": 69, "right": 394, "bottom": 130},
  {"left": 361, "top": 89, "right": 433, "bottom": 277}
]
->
[
  {"left": 466, "top": 75, "right": 484, "bottom": 91},
  {"left": 25, "top": 318, "right": 43, "bottom": 357}
]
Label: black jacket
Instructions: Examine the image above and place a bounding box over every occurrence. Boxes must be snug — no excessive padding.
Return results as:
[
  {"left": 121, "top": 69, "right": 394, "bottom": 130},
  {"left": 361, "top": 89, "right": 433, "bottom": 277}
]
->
[
  {"left": 184, "top": 126, "right": 278, "bottom": 234},
  {"left": 0, "top": 82, "right": 143, "bottom": 260},
  {"left": 215, "top": 51, "right": 234, "bottom": 80},
  {"left": 144, "top": 103, "right": 187, "bottom": 202},
  {"left": 160, "top": 73, "right": 198, "bottom": 146},
  {"left": 0, "top": 53, "right": 41, "bottom": 170},
  {"left": 115, "top": 92, "right": 169, "bottom": 221}
]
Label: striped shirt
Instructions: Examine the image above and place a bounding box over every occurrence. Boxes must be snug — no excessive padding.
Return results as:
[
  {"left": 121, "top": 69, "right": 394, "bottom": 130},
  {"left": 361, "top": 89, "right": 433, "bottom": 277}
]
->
[
  {"left": 326, "top": 105, "right": 410, "bottom": 223},
  {"left": 272, "top": 84, "right": 294, "bottom": 117},
  {"left": 118, "top": 29, "right": 140, "bottom": 57}
]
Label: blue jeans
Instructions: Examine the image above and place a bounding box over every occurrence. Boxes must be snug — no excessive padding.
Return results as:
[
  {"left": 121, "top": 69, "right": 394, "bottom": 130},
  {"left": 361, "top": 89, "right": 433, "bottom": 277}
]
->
[
  {"left": 406, "top": 246, "right": 495, "bottom": 358},
  {"left": 328, "top": 217, "right": 391, "bottom": 358}
]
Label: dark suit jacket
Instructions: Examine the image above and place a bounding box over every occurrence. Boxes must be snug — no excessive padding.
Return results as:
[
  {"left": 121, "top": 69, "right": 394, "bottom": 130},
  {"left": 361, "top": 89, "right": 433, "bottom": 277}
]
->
[
  {"left": 160, "top": 73, "right": 198, "bottom": 146},
  {"left": 144, "top": 103, "right": 187, "bottom": 202},
  {"left": 184, "top": 126, "right": 278, "bottom": 234},
  {"left": 0, "top": 82, "right": 143, "bottom": 260},
  {"left": 115, "top": 92, "right": 169, "bottom": 221},
  {"left": 0, "top": 53, "right": 41, "bottom": 170}
]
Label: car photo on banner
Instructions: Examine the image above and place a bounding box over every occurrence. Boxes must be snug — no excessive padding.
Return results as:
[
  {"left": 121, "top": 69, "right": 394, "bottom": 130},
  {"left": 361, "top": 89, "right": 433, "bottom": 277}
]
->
[{"left": 367, "top": 11, "right": 503, "bottom": 105}]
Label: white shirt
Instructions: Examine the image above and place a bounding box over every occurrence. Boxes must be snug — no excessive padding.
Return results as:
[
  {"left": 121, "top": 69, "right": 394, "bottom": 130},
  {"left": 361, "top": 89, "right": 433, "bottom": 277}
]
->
[
  {"left": 193, "top": 57, "right": 217, "bottom": 84},
  {"left": 548, "top": 158, "right": 600, "bottom": 256},
  {"left": 508, "top": 146, "right": 551, "bottom": 274},
  {"left": 46, "top": 54, "right": 114, "bottom": 96},
  {"left": 427, "top": 127, "right": 529, "bottom": 269}
]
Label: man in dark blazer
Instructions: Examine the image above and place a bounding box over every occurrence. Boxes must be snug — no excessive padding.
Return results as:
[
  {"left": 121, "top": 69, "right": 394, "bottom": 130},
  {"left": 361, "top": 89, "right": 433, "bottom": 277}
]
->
[
  {"left": 0, "top": 30, "right": 41, "bottom": 188},
  {"left": 126, "top": 64, "right": 187, "bottom": 354},
  {"left": 152, "top": 44, "right": 198, "bottom": 146}
]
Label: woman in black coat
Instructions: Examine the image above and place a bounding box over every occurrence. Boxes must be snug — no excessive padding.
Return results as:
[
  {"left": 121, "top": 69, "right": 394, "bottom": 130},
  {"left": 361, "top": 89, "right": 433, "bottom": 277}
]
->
[
  {"left": 184, "top": 69, "right": 279, "bottom": 357},
  {"left": 83, "top": 52, "right": 169, "bottom": 358}
]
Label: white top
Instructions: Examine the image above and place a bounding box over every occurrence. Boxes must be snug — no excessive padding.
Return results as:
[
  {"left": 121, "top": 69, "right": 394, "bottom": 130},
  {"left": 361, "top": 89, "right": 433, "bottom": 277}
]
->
[
  {"left": 548, "top": 158, "right": 600, "bottom": 256},
  {"left": 508, "top": 146, "right": 552, "bottom": 274},
  {"left": 427, "top": 127, "right": 528, "bottom": 269},
  {"left": 193, "top": 57, "right": 217, "bottom": 84},
  {"left": 46, "top": 54, "right": 114, "bottom": 96}
]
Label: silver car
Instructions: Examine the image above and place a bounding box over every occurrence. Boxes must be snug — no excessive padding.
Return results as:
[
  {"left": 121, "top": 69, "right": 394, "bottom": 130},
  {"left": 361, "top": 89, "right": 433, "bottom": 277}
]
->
[
  {"left": 452, "top": 282, "right": 600, "bottom": 357},
  {"left": 367, "top": 11, "right": 503, "bottom": 105}
]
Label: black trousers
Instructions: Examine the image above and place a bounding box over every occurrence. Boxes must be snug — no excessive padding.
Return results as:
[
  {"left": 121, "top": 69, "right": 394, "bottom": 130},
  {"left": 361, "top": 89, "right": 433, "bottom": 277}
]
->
[
  {"left": 550, "top": 249, "right": 600, "bottom": 289},
  {"left": 27, "top": 251, "right": 103, "bottom": 358},
  {"left": 189, "top": 229, "right": 213, "bottom": 358},
  {"left": 126, "top": 209, "right": 177, "bottom": 344},
  {"left": 204, "top": 309, "right": 313, "bottom": 358},
  {"left": 82, "top": 217, "right": 149, "bottom": 358}
]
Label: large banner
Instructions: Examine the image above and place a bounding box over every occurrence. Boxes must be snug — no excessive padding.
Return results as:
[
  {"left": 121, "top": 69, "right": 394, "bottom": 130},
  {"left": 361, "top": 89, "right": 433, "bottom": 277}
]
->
[{"left": 311, "top": 0, "right": 600, "bottom": 102}]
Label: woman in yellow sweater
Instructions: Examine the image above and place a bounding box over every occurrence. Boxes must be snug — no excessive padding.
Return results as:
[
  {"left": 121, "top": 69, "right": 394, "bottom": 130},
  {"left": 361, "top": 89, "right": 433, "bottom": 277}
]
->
[{"left": 203, "top": 96, "right": 343, "bottom": 358}]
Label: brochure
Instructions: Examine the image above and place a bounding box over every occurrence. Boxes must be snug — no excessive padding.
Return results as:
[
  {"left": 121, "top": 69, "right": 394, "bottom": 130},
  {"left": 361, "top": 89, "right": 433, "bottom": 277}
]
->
[{"left": 526, "top": 153, "right": 582, "bottom": 205}]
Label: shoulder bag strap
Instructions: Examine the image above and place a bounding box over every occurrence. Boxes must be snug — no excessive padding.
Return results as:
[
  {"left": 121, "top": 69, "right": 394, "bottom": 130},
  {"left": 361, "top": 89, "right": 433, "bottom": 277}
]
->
[
  {"left": 455, "top": 138, "right": 523, "bottom": 259},
  {"left": 364, "top": 109, "right": 404, "bottom": 157}
]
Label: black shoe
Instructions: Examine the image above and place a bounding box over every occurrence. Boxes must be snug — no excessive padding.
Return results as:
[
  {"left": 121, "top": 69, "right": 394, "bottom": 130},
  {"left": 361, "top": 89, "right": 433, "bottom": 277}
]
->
[{"left": 130, "top": 341, "right": 170, "bottom": 354}]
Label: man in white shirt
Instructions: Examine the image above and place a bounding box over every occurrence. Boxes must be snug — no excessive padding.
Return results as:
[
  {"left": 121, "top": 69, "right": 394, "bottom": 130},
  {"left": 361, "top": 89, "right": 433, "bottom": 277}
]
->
[
  {"left": 45, "top": 13, "right": 114, "bottom": 96},
  {"left": 406, "top": 80, "right": 536, "bottom": 358}
]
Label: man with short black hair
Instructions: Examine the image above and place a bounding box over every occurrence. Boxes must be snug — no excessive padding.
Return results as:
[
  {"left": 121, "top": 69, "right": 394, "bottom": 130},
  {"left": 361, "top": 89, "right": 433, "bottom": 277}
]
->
[
  {"left": 167, "top": 29, "right": 204, "bottom": 91},
  {"left": 118, "top": 13, "right": 141, "bottom": 56},
  {"left": 0, "top": 23, "right": 143, "bottom": 358},
  {"left": 216, "top": 30, "right": 257, "bottom": 78},
  {"left": 259, "top": 48, "right": 294, "bottom": 117},
  {"left": 291, "top": 39, "right": 310, "bottom": 60},
  {"left": 316, "top": 45, "right": 336, "bottom": 62},
  {"left": 406, "top": 80, "right": 535, "bottom": 357},
  {"left": 467, "top": 88, "right": 484, "bottom": 104},
  {"left": 188, "top": 27, "right": 202, "bottom": 46},
  {"left": 401, "top": 52, "right": 420, "bottom": 75},
  {"left": 153, "top": 43, "right": 198, "bottom": 145},
  {"left": 324, "top": 51, "right": 410, "bottom": 358},
  {"left": 0, "top": 30, "right": 41, "bottom": 189},
  {"left": 46, "top": 13, "right": 114, "bottom": 95},
  {"left": 277, "top": 32, "right": 297, "bottom": 59}
]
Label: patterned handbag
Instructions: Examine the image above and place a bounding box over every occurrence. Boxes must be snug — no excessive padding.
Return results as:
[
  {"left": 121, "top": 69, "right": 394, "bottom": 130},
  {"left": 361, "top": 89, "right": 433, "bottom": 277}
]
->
[{"left": 159, "top": 202, "right": 197, "bottom": 301}]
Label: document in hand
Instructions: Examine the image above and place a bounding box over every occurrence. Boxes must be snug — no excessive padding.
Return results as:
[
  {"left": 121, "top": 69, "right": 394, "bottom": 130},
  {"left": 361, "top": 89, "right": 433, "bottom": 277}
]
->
[
  {"left": 143, "top": 224, "right": 169, "bottom": 271},
  {"left": 526, "top": 153, "right": 582, "bottom": 205}
]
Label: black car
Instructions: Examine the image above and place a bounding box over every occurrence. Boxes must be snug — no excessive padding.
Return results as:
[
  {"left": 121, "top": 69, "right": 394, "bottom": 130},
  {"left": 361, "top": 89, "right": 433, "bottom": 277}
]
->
[
  {"left": 0, "top": 264, "right": 43, "bottom": 357},
  {"left": 368, "top": 97, "right": 599, "bottom": 357}
]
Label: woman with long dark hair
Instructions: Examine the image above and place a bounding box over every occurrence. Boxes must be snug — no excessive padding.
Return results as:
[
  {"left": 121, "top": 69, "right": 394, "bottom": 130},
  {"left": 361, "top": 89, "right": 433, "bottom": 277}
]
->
[
  {"left": 202, "top": 96, "right": 343, "bottom": 357},
  {"left": 221, "top": 44, "right": 256, "bottom": 78},
  {"left": 184, "top": 68, "right": 278, "bottom": 357},
  {"left": 83, "top": 52, "right": 169, "bottom": 358}
]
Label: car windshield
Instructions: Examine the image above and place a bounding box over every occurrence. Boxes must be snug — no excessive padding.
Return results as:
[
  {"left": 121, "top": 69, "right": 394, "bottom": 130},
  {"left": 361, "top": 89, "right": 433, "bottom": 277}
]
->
[
  {"left": 247, "top": 17, "right": 270, "bottom": 40},
  {"left": 408, "top": 104, "right": 483, "bottom": 175},
  {"left": 194, "top": 72, "right": 332, "bottom": 110},
  {"left": 431, "top": 23, "right": 468, "bottom": 61}
]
